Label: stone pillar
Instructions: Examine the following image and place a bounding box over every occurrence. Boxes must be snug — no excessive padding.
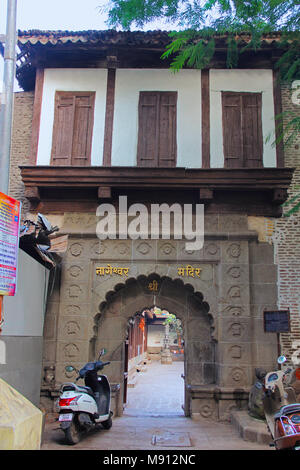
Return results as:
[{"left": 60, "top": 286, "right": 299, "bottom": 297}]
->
[
  {"left": 161, "top": 323, "right": 172, "bottom": 364},
  {"left": 54, "top": 237, "right": 91, "bottom": 388},
  {"left": 216, "top": 237, "right": 252, "bottom": 419}
]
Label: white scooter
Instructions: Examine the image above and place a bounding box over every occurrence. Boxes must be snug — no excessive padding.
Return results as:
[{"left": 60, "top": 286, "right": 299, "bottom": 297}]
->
[{"left": 58, "top": 349, "right": 113, "bottom": 444}]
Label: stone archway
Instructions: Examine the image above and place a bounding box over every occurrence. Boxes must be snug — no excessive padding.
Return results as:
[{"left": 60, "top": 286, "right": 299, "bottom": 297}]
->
[{"left": 91, "top": 274, "right": 215, "bottom": 417}]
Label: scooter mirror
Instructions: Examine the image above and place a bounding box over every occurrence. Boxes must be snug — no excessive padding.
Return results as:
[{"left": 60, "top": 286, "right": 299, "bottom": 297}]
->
[
  {"left": 98, "top": 348, "right": 107, "bottom": 360},
  {"left": 65, "top": 365, "right": 75, "bottom": 372},
  {"left": 277, "top": 355, "right": 287, "bottom": 364}
]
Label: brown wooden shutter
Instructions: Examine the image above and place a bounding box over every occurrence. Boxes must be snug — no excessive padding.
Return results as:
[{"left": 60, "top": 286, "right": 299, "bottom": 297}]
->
[
  {"left": 242, "top": 93, "right": 263, "bottom": 168},
  {"left": 137, "top": 92, "right": 159, "bottom": 167},
  {"left": 222, "top": 93, "right": 243, "bottom": 168},
  {"left": 51, "top": 92, "right": 95, "bottom": 166},
  {"left": 159, "top": 92, "right": 177, "bottom": 167},
  {"left": 51, "top": 93, "right": 74, "bottom": 165},
  {"left": 72, "top": 94, "right": 95, "bottom": 166},
  {"left": 137, "top": 91, "right": 177, "bottom": 167},
  {"left": 222, "top": 92, "right": 263, "bottom": 168}
]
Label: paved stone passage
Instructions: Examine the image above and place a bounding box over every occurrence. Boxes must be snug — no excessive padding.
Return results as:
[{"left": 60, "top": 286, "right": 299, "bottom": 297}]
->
[
  {"left": 124, "top": 360, "right": 184, "bottom": 417},
  {"left": 41, "top": 414, "right": 272, "bottom": 450}
]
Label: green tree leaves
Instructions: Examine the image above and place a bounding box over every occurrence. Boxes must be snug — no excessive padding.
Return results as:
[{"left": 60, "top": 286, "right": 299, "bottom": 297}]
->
[{"left": 104, "top": 0, "right": 300, "bottom": 144}]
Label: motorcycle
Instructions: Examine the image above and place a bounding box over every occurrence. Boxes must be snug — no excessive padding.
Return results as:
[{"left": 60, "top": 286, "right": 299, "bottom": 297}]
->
[
  {"left": 58, "top": 349, "right": 113, "bottom": 444},
  {"left": 263, "top": 355, "right": 300, "bottom": 450}
]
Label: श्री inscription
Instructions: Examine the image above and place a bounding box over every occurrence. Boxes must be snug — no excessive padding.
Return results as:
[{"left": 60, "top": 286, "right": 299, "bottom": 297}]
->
[
  {"left": 96, "top": 264, "right": 129, "bottom": 276},
  {"left": 177, "top": 265, "right": 202, "bottom": 278},
  {"left": 148, "top": 280, "right": 159, "bottom": 291}
]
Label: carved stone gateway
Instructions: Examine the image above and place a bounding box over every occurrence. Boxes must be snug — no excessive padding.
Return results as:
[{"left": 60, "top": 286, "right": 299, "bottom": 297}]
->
[{"left": 40, "top": 213, "right": 279, "bottom": 421}]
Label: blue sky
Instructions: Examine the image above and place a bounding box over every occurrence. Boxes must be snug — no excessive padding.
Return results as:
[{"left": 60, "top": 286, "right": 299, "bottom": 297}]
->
[
  {"left": 0, "top": 0, "right": 109, "bottom": 33},
  {"left": 0, "top": 0, "right": 109, "bottom": 91},
  {"left": 0, "top": 0, "right": 169, "bottom": 91}
]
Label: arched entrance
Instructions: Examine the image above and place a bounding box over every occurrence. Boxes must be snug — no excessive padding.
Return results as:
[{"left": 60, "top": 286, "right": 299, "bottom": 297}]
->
[
  {"left": 124, "top": 307, "right": 185, "bottom": 417},
  {"left": 91, "top": 274, "right": 215, "bottom": 417}
]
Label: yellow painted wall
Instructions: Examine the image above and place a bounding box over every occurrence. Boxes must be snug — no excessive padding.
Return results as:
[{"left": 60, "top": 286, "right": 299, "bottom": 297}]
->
[{"left": 0, "top": 378, "right": 43, "bottom": 450}]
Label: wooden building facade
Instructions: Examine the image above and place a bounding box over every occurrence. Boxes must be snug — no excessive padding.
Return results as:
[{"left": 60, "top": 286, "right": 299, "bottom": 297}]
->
[{"left": 3, "top": 29, "right": 298, "bottom": 419}]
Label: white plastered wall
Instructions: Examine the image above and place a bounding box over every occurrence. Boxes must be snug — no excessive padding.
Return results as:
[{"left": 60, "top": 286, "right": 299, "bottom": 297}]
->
[
  {"left": 37, "top": 68, "right": 277, "bottom": 169},
  {"left": 37, "top": 68, "right": 107, "bottom": 165},
  {"left": 112, "top": 69, "right": 202, "bottom": 168},
  {"left": 210, "top": 69, "right": 277, "bottom": 168}
]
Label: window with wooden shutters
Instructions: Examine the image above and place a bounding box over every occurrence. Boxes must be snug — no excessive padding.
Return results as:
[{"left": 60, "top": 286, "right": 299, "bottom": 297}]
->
[
  {"left": 51, "top": 91, "right": 95, "bottom": 166},
  {"left": 137, "top": 91, "right": 177, "bottom": 167},
  {"left": 222, "top": 92, "right": 263, "bottom": 168}
]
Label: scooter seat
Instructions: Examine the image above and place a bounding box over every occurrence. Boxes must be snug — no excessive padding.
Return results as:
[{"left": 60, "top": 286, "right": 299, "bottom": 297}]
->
[
  {"left": 77, "top": 385, "right": 94, "bottom": 396},
  {"left": 275, "top": 403, "right": 300, "bottom": 418}
]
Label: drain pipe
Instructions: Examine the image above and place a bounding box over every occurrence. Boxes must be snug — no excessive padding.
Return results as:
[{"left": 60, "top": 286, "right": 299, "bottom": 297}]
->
[{"left": 0, "top": 0, "right": 17, "bottom": 195}]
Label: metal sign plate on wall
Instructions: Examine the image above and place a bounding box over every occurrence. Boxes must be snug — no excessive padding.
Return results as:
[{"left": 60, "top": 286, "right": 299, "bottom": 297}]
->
[{"left": 263, "top": 310, "right": 290, "bottom": 333}]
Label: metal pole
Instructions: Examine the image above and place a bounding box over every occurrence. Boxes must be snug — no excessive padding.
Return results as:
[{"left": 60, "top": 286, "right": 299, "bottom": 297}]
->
[{"left": 0, "top": 0, "right": 17, "bottom": 195}]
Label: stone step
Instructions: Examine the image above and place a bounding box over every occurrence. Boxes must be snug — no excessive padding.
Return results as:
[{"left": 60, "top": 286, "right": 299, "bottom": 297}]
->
[
  {"left": 230, "top": 410, "right": 272, "bottom": 446},
  {"left": 127, "top": 358, "right": 150, "bottom": 387},
  {"left": 127, "top": 376, "right": 138, "bottom": 388}
]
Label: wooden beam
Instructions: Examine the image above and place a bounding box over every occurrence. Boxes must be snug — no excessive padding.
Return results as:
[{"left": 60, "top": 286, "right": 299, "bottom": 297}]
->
[
  {"left": 98, "top": 186, "right": 112, "bottom": 199},
  {"left": 199, "top": 188, "right": 213, "bottom": 200},
  {"left": 273, "top": 188, "right": 288, "bottom": 204},
  {"left": 106, "top": 55, "right": 118, "bottom": 68},
  {"left": 273, "top": 69, "right": 284, "bottom": 167},
  {"left": 29, "top": 68, "right": 44, "bottom": 164},
  {"left": 201, "top": 69, "right": 210, "bottom": 168},
  {"left": 102, "top": 68, "right": 116, "bottom": 166},
  {"left": 20, "top": 166, "right": 294, "bottom": 191}
]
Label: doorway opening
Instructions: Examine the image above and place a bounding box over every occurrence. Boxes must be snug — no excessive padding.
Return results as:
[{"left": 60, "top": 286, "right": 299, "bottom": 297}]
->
[{"left": 123, "top": 306, "right": 185, "bottom": 417}]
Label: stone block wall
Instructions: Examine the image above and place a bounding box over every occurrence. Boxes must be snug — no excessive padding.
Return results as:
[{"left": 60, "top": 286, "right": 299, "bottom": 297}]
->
[{"left": 37, "top": 212, "right": 280, "bottom": 420}]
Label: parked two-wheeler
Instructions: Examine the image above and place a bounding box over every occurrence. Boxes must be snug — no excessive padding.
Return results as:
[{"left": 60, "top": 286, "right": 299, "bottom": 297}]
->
[
  {"left": 263, "top": 355, "right": 300, "bottom": 450},
  {"left": 58, "top": 349, "right": 113, "bottom": 444}
]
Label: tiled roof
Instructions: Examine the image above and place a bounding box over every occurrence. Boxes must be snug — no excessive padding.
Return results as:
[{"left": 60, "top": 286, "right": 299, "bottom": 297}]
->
[
  {"left": 16, "top": 29, "right": 172, "bottom": 47},
  {"left": 0, "top": 29, "right": 289, "bottom": 91},
  {"left": 16, "top": 29, "right": 284, "bottom": 47}
]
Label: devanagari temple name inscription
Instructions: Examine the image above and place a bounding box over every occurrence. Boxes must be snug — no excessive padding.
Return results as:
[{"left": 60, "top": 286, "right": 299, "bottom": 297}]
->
[
  {"left": 96, "top": 264, "right": 202, "bottom": 278},
  {"left": 96, "top": 264, "right": 129, "bottom": 276},
  {"left": 177, "top": 265, "right": 202, "bottom": 278}
]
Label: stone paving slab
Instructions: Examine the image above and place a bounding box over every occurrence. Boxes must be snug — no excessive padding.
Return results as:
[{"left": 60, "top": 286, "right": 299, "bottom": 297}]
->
[{"left": 124, "top": 361, "right": 184, "bottom": 417}]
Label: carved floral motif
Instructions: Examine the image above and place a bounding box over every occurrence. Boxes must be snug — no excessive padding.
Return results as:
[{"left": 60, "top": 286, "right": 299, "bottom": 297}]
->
[
  {"left": 65, "top": 305, "right": 81, "bottom": 315},
  {"left": 227, "top": 243, "right": 241, "bottom": 259},
  {"left": 136, "top": 242, "right": 151, "bottom": 255},
  {"left": 231, "top": 367, "right": 246, "bottom": 383},
  {"left": 65, "top": 321, "right": 80, "bottom": 336},
  {"left": 227, "top": 266, "right": 241, "bottom": 279},
  {"left": 69, "top": 242, "right": 83, "bottom": 257},
  {"left": 63, "top": 343, "right": 79, "bottom": 359},
  {"left": 67, "top": 265, "right": 83, "bottom": 278}
]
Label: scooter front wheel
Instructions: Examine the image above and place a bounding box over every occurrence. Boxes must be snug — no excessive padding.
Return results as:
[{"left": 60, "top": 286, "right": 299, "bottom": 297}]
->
[{"left": 64, "top": 420, "right": 81, "bottom": 445}]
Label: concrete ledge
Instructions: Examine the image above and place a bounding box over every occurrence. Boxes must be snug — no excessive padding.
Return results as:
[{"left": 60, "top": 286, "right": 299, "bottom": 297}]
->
[{"left": 230, "top": 410, "right": 272, "bottom": 446}]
